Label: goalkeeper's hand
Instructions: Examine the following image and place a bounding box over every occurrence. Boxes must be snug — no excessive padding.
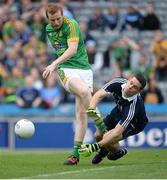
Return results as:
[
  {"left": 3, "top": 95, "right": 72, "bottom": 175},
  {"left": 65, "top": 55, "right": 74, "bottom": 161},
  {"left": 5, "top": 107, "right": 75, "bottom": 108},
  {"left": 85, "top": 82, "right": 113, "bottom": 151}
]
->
[
  {"left": 87, "top": 107, "right": 107, "bottom": 134},
  {"left": 78, "top": 144, "right": 93, "bottom": 157},
  {"left": 86, "top": 107, "right": 101, "bottom": 119}
]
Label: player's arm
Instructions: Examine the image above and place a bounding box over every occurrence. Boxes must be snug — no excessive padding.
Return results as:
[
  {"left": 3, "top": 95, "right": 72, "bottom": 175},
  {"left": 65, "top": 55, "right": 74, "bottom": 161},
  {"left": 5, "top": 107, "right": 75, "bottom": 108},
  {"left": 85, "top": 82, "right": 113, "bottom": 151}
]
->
[
  {"left": 87, "top": 89, "right": 109, "bottom": 134},
  {"left": 51, "top": 41, "right": 78, "bottom": 67},
  {"left": 42, "top": 41, "right": 78, "bottom": 79},
  {"left": 89, "top": 88, "right": 109, "bottom": 109}
]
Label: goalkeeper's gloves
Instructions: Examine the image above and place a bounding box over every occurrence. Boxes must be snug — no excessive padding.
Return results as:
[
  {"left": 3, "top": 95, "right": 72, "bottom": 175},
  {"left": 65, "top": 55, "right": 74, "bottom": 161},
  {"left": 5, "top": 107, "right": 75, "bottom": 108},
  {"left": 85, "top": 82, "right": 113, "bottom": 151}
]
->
[
  {"left": 78, "top": 143, "right": 100, "bottom": 157},
  {"left": 86, "top": 107, "right": 101, "bottom": 119},
  {"left": 86, "top": 107, "right": 107, "bottom": 134}
]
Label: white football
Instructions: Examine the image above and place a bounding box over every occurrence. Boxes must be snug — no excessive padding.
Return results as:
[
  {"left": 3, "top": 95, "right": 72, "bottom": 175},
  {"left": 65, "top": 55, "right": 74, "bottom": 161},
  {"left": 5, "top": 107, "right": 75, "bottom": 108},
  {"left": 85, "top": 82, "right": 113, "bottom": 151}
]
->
[{"left": 15, "top": 119, "right": 35, "bottom": 139}]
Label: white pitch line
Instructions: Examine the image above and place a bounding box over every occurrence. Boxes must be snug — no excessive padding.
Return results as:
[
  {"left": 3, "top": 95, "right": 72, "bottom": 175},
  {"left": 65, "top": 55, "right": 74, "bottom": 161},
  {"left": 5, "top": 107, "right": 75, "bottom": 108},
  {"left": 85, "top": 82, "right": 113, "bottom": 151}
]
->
[
  {"left": 20, "top": 165, "right": 120, "bottom": 179},
  {"left": 18, "top": 161, "right": 167, "bottom": 179}
]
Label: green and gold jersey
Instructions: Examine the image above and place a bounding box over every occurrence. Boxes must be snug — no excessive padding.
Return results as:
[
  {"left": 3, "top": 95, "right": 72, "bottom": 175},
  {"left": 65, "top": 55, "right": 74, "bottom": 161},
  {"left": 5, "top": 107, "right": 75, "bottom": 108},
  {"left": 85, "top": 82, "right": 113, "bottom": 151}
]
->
[{"left": 46, "top": 17, "right": 91, "bottom": 69}]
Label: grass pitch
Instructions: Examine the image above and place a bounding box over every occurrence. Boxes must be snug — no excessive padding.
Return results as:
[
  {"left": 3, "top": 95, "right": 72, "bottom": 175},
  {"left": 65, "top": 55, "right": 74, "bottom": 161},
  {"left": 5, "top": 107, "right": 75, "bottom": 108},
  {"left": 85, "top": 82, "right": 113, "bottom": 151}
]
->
[{"left": 0, "top": 149, "right": 166, "bottom": 179}]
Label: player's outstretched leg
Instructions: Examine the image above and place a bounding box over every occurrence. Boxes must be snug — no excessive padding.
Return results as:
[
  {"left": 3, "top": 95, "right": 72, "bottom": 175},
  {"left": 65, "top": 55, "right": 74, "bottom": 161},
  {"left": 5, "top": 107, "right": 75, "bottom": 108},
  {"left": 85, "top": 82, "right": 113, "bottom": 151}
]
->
[
  {"left": 107, "top": 148, "right": 127, "bottom": 160},
  {"left": 92, "top": 147, "right": 109, "bottom": 164}
]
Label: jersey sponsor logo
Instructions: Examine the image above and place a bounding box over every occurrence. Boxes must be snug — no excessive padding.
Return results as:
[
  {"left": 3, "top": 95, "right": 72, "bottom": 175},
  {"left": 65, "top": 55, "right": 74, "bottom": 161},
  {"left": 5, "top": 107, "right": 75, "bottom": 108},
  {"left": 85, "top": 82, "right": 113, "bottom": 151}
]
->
[{"left": 53, "top": 42, "right": 67, "bottom": 50}]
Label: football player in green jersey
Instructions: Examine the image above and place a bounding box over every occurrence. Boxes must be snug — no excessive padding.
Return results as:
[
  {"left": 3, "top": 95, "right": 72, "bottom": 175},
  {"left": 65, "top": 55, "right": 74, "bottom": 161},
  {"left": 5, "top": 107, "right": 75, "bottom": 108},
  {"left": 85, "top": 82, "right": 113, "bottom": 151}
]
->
[{"left": 42, "top": 3, "right": 93, "bottom": 165}]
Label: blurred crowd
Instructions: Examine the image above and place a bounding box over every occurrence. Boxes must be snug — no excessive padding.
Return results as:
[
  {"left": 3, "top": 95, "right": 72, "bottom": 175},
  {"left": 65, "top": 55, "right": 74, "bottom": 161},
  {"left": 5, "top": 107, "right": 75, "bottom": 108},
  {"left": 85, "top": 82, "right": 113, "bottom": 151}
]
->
[{"left": 0, "top": 0, "right": 166, "bottom": 108}]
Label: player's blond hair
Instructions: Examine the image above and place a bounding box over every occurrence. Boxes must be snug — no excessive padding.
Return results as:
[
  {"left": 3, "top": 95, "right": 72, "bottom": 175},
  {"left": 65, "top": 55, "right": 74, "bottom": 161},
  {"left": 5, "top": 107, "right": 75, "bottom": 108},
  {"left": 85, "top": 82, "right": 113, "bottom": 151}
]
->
[{"left": 46, "top": 3, "right": 63, "bottom": 18}]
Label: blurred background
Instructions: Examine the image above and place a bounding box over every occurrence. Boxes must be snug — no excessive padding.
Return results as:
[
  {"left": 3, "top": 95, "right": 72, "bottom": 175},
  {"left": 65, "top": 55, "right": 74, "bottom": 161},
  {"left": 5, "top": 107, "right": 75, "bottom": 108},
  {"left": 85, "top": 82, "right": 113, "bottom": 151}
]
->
[{"left": 0, "top": 0, "right": 167, "bottom": 150}]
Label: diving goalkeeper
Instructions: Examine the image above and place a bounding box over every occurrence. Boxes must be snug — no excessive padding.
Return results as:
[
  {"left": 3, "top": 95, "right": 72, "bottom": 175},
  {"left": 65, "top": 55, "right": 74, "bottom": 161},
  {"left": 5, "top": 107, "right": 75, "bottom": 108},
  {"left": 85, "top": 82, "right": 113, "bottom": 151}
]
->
[{"left": 79, "top": 73, "right": 149, "bottom": 164}]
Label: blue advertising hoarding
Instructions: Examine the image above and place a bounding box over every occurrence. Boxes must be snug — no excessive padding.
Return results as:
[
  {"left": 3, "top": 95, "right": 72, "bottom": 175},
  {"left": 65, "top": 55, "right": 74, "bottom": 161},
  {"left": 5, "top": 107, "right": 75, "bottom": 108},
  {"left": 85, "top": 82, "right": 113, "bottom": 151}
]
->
[
  {"left": 14, "top": 120, "right": 167, "bottom": 149},
  {"left": 121, "top": 121, "right": 167, "bottom": 148},
  {"left": 0, "top": 122, "right": 8, "bottom": 148},
  {"left": 15, "top": 121, "right": 96, "bottom": 149}
]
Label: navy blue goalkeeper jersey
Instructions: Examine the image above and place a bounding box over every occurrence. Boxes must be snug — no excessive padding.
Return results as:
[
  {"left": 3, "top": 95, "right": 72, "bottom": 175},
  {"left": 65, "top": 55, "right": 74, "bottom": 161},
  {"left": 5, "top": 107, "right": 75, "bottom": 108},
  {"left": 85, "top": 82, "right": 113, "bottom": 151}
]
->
[{"left": 103, "top": 78, "right": 148, "bottom": 130}]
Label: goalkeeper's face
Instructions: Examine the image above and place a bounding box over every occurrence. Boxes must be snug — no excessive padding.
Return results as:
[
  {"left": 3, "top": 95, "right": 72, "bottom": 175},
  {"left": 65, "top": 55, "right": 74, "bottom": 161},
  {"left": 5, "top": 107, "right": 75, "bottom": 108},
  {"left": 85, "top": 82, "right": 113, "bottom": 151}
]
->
[
  {"left": 47, "top": 10, "right": 63, "bottom": 29},
  {"left": 124, "top": 77, "right": 142, "bottom": 97}
]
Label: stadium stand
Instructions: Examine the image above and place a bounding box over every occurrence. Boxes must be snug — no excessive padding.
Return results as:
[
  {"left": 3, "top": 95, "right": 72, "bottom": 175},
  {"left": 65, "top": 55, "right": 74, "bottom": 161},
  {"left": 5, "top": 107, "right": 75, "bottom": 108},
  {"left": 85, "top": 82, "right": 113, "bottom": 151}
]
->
[{"left": 0, "top": 0, "right": 167, "bottom": 105}]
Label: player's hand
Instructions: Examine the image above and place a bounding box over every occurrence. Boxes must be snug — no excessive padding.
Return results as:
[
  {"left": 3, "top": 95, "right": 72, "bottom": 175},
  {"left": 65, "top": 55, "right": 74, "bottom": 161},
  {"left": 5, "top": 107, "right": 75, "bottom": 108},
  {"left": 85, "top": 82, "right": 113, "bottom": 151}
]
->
[
  {"left": 86, "top": 107, "right": 101, "bottom": 119},
  {"left": 42, "top": 63, "right": 56, "bottom": 79},
  {"left": 78, "top": 144, "right": 93, "bottom": 157}
]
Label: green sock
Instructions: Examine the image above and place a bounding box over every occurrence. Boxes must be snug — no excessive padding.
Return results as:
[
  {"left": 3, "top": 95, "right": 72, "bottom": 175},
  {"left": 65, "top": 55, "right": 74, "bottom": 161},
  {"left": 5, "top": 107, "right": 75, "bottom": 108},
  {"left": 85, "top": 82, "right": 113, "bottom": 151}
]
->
[{"left": 72, "top": 141, "right": 82, "bottom": 159}]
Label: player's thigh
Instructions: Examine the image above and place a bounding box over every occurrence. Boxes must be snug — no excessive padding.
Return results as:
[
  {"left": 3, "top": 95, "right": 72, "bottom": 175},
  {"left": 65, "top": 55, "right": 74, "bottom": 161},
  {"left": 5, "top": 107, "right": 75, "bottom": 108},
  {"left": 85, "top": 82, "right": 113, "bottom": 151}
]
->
[
  {"left": 57, "top": 68, "right": 93, "bottom": 95},
  {"left": 69, "top": 69, "right": 93, "bottom": 95},
  {"left": 69, "top": 78, "right": 91, "bottom": 97},
  {"left": 78, "top": 68, "right": 93, "bottom": 92}
]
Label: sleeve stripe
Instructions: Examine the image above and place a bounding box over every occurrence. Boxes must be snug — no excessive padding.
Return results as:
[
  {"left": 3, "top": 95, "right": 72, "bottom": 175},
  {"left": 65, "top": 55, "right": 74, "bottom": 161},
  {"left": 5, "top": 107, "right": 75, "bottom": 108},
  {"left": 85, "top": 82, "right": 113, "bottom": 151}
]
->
[
  {"left": 68, "top": 21, "right": 76, "bottom": 38},
  {"left": 67, "top": 37, "right": 79, "bottom": 42},
  {"left": 121, "top": 98, "right": 137, "bottom": 128},
  {"left": 103, "top": 78, "right": 127, "bottom": 90}
]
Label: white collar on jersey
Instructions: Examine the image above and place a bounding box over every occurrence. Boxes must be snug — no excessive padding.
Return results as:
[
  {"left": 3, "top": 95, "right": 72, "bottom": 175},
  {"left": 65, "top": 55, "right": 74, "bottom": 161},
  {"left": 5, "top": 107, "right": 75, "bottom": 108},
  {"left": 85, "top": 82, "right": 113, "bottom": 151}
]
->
[{"left": 121, "top": 83, "right": 138, "bottom": 102}]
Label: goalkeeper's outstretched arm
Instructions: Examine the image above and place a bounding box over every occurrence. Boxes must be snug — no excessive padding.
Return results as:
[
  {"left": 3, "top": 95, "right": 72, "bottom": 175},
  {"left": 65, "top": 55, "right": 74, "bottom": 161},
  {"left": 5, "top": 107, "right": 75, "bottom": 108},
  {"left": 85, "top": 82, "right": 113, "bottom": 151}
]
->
[
  {"left": 89, "top": 89, "right": 109, "bottom": 109},
  {"left": 87, "top": 89, "right": 109, "bottom": 134}
]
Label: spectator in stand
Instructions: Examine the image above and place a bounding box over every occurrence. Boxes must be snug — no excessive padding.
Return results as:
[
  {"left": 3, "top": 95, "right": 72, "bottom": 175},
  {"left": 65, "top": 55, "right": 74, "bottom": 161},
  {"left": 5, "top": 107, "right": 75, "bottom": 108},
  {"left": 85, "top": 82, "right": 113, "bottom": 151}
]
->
[
  {"left": 2, "top": 10, "right": 17, "bottom": 44},
  {"left": 141, "top": 2, "right": 161, "bottom": 31},
  {"left": 133, "top": 52, "right": 152, "bottom": 80},
  {"left": 16, "top": 58, "right": 29, "bottom": 75},
  {"left": 142, "top": 76, "right": 164, "bottom": 104},
  {"left": 112, "top": 36, "right": 140, "bottom": 77},
  {"left": 5, "top": 66, "right": 24, "bottom": 103},
  {"left": 149, "top": 30, "right": 167, "bottom": 81},
  {"left": 88, "top": 7, "right": 108, "bottom": 32},
  {"left": 0, "top": 8, "right": 7, "bottom": 40},
  {"left": 27, "top": 10, "right": 47, "bottom": 43},
  {"left": 86, "top": 40, "right": 104, "bottom": 71},
  {"left": 30, "top": 67, "right": 43, "bottom": 91},
  {"left": 79, "top": 20, "right": 96, "bottom": 44},
  {"left": 17, "top": 0, "right": 35, "bottom": 21},
  {"left": 0, "top": 83, "right": 6, "bottom": 103},
  {"left": 102, "top": 35, "right": 119, "bottom": 69},
  {"left": 23, "top": 35, "right": 46, "bottom": 56},
  {"left": 0, "top": 62, "right": 8, "bottom": 103},
  {"left": 121, "top": 5, "right": 143, "bottom": 31},
  {"left": 12, "top": 20, "right": 31, "bottom": 45},
  {"left": 79, "top": 20, "right": 103, "bottom": 71},
  {"left": 4, "top": 48, "right": 17, "bottom": 72},
  {"left": 40, "top": 75, "right": 62, "bottom": 109},
  {"left": 58, "top": 0, "right": 75, "bottom": 19},
  {"left": 16, "top": 75, "right": 41, "bottom": 108},
  {"left": 105, "top": 5, "right": 120, "bottom": 31},
  {"left": 0, "top": 41, "right": 6, "bottom": 63},
  {"left": 36, "top": 51, "right": 50, "bottom": 75},
  {"left": 23, "top": 48, "right": 37, "bottom": 73}
]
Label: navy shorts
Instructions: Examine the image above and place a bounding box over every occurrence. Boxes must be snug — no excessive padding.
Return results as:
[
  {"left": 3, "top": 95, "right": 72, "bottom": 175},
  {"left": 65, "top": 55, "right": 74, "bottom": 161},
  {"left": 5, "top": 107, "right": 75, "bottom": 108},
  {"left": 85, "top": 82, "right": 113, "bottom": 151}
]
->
[{"left": 103, "top": 107, "right": 148, "bottom": 139}]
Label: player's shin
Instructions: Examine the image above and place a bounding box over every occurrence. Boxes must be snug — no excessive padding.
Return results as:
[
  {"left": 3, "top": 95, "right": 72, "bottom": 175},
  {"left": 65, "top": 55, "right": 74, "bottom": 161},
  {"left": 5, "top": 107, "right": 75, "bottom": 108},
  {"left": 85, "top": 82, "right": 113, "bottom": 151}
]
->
[{"left": 72, "top": 141, "right": 82, "bottom": 159}]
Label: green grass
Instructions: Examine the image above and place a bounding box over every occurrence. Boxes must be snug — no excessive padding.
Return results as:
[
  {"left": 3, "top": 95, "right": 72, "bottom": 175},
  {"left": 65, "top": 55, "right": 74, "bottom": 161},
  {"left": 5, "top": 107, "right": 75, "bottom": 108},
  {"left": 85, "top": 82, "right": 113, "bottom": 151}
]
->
[{"left": 0, "top": 149, "right": 166, "bottom": 179}]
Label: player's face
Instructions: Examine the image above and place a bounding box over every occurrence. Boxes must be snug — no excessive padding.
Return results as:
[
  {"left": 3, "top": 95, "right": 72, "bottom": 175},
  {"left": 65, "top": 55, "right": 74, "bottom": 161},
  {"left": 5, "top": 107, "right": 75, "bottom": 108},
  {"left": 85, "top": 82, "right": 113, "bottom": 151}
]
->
[
  {"left": 124, "top": 77, "right": 142, "bottom": 97},
  {"left": 47, "top": 11, "right": 63, "bottom": 29}
]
